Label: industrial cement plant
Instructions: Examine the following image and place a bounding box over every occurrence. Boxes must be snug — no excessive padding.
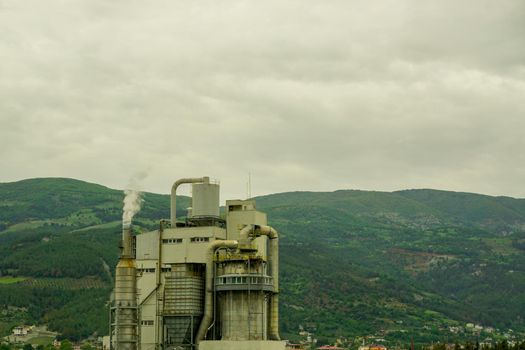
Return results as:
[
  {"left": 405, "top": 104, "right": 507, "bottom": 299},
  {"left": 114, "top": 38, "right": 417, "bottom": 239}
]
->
[{"left": 110, "top": 176, "right": 286, "bottom": 350}]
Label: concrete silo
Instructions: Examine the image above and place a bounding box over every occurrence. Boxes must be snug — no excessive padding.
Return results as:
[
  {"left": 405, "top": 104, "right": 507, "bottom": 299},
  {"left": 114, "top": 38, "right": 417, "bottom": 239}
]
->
[{"left": 110, "top": 176, "right": 286, "bottom": 350}]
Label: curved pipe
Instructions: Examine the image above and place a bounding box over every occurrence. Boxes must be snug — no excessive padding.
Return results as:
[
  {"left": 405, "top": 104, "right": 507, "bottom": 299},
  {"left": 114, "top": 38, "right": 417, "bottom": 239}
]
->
[
  {"left": 170, "top": 177, "right": 209, "bottom": 225},
  {"left": 239, "top": 224, "right": 277, "bottom": 240},
  {"left": 238, "top": 224, "right": 280, "bottom": 340},
  {"left": 195, "top": 239, "right": 239, "bottom": 347}
]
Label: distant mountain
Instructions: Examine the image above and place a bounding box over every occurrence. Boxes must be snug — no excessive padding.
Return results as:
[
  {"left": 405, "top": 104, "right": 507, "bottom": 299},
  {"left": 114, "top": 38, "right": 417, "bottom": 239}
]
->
[
  {"left": 0, "top": 178, "right": 524, "bottom": 345},
  {"left": 256, "top": 189, "right": 525, "bottom": 343}
]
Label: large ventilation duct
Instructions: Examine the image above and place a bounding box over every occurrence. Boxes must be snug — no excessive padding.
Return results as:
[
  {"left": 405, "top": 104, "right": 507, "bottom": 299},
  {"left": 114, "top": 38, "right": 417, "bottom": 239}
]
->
[
  {"left": 170, "top": 177, "right": 210, "bottom": 224},
  {"left": 269, "top": 237, "right": 280, "bottom": 341},
  {"left": 239, "top": 224, "right": 281, "bottom": 341},
  {"left": 195, "top": 239, "right": 239, "bottom": 348}
]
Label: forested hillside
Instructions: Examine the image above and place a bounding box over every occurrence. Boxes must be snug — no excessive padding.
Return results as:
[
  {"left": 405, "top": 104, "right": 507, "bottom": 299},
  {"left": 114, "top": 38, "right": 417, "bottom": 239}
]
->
[
  {"left": 0, "top": 178, "right": 189, "bottom": 340},
  {"left": 1, "top": 178, "right": 524, "bottom": 345},
  {"left": 257, "top": 190, "right": 525, "bottom": 343}
]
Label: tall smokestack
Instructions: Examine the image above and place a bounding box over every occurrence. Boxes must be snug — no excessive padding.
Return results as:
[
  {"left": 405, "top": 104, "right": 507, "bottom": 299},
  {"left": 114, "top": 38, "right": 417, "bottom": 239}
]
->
[
  {"left": 120, "top": 189, "right": 142, "bottom": 258},
  {"left": 121, "top": 226, "right": 133, "bottom": 258},
  {"left": 112, "top": 189, "right": 142, "bottom": 350},
  {"left": 114, "top": 251, "right": 137, "bottom": 350}
]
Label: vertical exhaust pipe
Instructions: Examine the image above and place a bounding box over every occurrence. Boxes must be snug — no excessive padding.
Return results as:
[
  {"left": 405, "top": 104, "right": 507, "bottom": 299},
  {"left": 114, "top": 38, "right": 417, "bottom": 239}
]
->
[
  {"left": 239, "top": 225, "right": 281, "bottom": 341},
  {"left": 195, "top": 239, "right": 239, "bottom": 348},
  {"left": 114, "top": 225, "right": 138, "bottom": 350},
  {"left": 121, "top": 225, "right": 133, "bottom": 258},
  {"left": 170, "top": 177, "right": 210, "bottom": 225},
  {"left": 269, "top": 236, "right": 280, "bottom": 341}
]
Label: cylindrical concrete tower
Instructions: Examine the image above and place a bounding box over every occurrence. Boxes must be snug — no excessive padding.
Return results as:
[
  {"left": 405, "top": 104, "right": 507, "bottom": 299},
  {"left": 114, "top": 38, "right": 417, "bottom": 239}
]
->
[{"left": 215, "top": 258, "right": 274, "bottom": 341}]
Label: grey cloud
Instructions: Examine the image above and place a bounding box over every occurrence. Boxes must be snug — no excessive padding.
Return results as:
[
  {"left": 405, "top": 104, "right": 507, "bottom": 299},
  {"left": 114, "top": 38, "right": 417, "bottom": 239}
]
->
[{"left": 0, "top": 0, "right": 524, "bottom": 200}]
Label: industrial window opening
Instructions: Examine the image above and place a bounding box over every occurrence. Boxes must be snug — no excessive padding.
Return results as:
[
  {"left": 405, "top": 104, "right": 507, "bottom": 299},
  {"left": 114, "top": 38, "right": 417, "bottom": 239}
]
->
[
  {"left": 162, "top": 238, "right": 183, "bottom": 244},
  {"left": 138, "top": 268, "right": 155, "bottom": 273},
  {"left": 190, "top": 237, "right": 209, "bottom": 243},
  {"left": 141, "top": 320, "right": 154, "bottom": 326}
]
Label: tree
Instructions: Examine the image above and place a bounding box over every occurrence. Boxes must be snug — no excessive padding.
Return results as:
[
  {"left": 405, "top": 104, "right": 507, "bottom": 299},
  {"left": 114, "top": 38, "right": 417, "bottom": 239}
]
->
[{"left": 59, "top": 340, "right": 73, "bottom": 350}]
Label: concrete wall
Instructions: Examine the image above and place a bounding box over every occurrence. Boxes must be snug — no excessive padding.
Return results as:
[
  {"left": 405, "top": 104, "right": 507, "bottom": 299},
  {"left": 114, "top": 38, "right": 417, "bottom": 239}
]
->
[
  {"left": 225, "top": 200, "right": 268, "bottom": 258},
  {"left": 135, "top": 231, "right": 159, "bottom": 260},
  {"left": 161, "top": 227, "right": 227, "bottom": 263}
]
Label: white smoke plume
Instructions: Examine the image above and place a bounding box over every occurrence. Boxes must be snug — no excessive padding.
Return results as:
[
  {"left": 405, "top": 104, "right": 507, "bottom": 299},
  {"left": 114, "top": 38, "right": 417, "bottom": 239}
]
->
[
  {"left": 121, "top": 171, "right": 148, "bottom": 229},
  {"left": 122, "top": 189, "right": 143, "bottom": 229}
]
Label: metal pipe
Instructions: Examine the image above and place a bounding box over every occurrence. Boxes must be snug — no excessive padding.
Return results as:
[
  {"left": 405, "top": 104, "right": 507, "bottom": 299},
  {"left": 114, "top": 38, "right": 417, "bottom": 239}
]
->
[
  {"left": 239, "top": 224, "right": 277, "bottom": 241},
  {"left": 154, "top": 220, "right": 164, "bottom": 347},
  {"left": 212, "top": 259, "right": 217, "bottom": 340},
  {"left": 269, "top": 237, "right": 280, "bottom": 340},
  {"left": 195, "top": 239, "right": 239, "bottom": 348},
  {"left": 238, "top": 224, "right": 280, "bottom": 340},
  {"left": 170, "top": 177, "right": 209, "bottom": 225}
]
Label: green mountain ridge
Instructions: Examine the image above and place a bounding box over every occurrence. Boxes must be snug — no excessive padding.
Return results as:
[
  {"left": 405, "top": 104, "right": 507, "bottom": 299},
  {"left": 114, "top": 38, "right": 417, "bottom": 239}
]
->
[{"left": 0, "top": 178, "right": 524, "bottom": 345}]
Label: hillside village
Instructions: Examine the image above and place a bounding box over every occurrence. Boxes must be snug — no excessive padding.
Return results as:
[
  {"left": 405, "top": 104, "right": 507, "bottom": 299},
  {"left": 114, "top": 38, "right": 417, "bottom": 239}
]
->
[{"left": 2, "top": 319, "right": 524, "bottom": 350}]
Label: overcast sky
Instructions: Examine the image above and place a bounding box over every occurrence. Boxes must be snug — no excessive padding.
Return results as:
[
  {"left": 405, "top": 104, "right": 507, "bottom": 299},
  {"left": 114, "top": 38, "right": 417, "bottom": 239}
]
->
[{"left": 1, "top": 0, "right": 524, "bottom": 200}]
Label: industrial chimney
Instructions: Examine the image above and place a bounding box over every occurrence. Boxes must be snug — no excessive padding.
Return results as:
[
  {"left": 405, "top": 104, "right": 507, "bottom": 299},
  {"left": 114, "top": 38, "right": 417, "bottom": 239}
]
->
[{"left": 111, "top": 225, "right": 138, "bottom": 350}]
